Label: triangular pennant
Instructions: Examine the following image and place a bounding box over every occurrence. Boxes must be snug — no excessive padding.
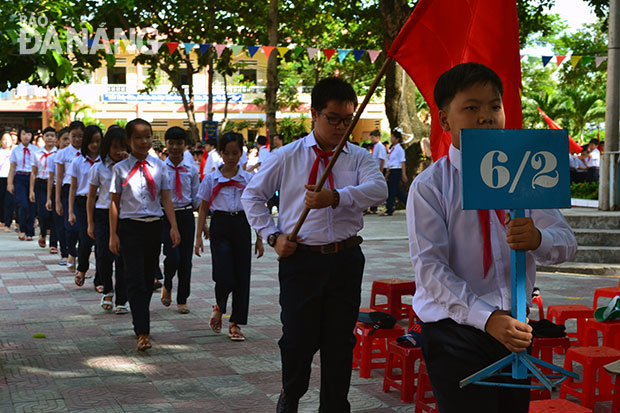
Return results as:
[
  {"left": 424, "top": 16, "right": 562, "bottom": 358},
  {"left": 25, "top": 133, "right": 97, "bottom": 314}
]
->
[
  {"left": 323, "top": 48, "right": 336, "bottom": 61},
  {"left": 367, "top": 50, "right": 381, "bottom": 63},
  {"left": 231, "top": 45, "right": 243, "bottom": 55},
  {"left": 570, "top": 55, "right": 582, "bottom": 69},
  {"left": 520, "top": 54, "right": 525, "bottom": 60},
  {"left": 183, "top": 43, "right": 196, "bottom": 55},
  {"left": 527, "top": 56, "right": 538, "bottom": 64},
  {"left": 541, "top": 56, "right": 553, "bottom": 67},
  {"left": 277, "top": 46, "right": 289, "bottom": 57},
  {"left": 595, "top": 56, "right": 608, "bottom": 67},
  {"left": 119, "top": 39, "right": 127, "bottom": 53},
  {"left": 247, "top": 46, "right": 261, "bottom": 58},
  {"left": 581, "top": 56, "right": 594, "bottom": 66},
  {"left": 262, "top": 46, "right": 276, "bottom": 57},
  {"left": 352, "top": 50, "right": 365, "bottom": 62},
  {"left": 199, "top": 44, "right": 211, "bottom": 55},
  {"left": 556, "top": 55, "right": 566, "bottom": 67},
  {"left": 307, "top": 47, "right": 319, "bottom": 60},
  {"left": 293, "top": 47, "right": 304, "bottom": 58},
  {"left": 337, "top": 49, "right": 351, "bottom": 62},
  {"left": 215, "top": 44, "right": 227, "bottom": 57},
  {"left": 167, "top": 42, "right": 179, "bottom": 54}
]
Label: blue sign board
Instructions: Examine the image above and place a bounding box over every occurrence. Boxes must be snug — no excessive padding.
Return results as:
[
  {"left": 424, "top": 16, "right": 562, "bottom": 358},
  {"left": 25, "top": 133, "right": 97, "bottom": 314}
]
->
[
  {"left": 461, "top": 129, "right": 570, "bottom": 210},
  {"left": 103, "top": 93, "right": 243, "bottom": 103},
  {"left": 202, "top": 121, "right": 218, "bottom": 142}
]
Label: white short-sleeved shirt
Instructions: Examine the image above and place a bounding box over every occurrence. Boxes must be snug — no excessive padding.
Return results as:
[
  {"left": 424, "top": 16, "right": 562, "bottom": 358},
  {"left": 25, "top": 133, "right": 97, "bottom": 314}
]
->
[
  {"left": 89, "top": 157, "right": 116, "bottom": 209},
  {"left": 0, "top": 148, "right": 12, "bottom": 178},
  {"left": 198, "top": 167, "right": 252, "bottom": 213},
  {"left": 585, "top": 148, "right": 600, "bottom": 168},
  {"left": 110, "top": 154, "right": 170, "bottom": 219},
  {"left": 32, "top": 147, "right": 57, "bottom": 179},
  {"left": 372, "top": 141, "right": 388, "bottom": 169},
  {"left": 68, "top": 155, "right": 101, "bottom": 196},
  {"left": 165, "top": 157, "right": 200, "bottom": 209},
  {"left": 55, "top": 145, "right": 81, "bottom": 185},
  {"left": 258, "top": 146, "right": 271, "bottom": 165},
  {"left": 387, "top": 143, "right": 406, "bottom": 169},
  {"left": 10, "top": 143, "right": 35, "bottom": 173},
  {"left": 203, "top": 149, "right": 222, "bottom": 174}
]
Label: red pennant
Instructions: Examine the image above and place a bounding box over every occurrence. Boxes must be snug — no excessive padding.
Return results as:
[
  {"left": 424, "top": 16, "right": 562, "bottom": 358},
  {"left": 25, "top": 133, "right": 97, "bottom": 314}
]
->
[
  {"left": 262, "top": 46, "right": 276, "bottom": 57},
  {"left": 536, "top": 107, "right": 583, "bottom": 154},
  {"left": 167, "top": 42, "right": 179, "bottom": 54},
  {"left": 556, "top": 55, "right": 566, "bottom": 67},
  {"left": 323, "top": 49, "right": 336, "bottom": 62}
]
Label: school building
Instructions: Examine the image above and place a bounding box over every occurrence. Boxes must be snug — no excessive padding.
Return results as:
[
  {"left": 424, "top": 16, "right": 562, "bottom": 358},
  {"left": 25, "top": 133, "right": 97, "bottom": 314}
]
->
[{"left": 0, "top": 49, "right": 388, "bottom": 143}]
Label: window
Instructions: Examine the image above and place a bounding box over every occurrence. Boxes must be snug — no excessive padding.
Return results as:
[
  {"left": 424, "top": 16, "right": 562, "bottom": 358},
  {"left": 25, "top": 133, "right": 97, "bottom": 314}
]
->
[
  {"left": 107, "top": 67, "right": 126, "bottom": 84},
  {"left": 238, "top": 69, "right": 257, "bottom": 85}
]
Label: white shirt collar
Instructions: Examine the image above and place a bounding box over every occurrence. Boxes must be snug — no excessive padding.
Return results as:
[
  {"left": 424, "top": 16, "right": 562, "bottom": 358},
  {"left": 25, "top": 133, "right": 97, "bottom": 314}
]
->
[
  {"left": 214, "top": 165, "right": 244, "bottom": 183},
  {"left": 448, "top": 144, "right": 461, "bottom": 172},
  {"left": 303, "top": 131, "right": 349, "bottom": 154}
]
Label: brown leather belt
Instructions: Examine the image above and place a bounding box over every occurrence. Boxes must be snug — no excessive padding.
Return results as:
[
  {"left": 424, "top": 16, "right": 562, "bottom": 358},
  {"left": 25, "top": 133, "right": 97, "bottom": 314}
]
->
[{"left": 296, "top": 236, "right": 363, "bottom": 255}]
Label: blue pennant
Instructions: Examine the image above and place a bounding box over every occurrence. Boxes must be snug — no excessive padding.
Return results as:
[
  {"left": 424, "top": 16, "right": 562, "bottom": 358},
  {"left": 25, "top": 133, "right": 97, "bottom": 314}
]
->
[
  {"left": 352, "top": 50, "right": 365, "bottom": 62},
  {"left": 247, "top": 46, "right": 261, "bottom": 58}
]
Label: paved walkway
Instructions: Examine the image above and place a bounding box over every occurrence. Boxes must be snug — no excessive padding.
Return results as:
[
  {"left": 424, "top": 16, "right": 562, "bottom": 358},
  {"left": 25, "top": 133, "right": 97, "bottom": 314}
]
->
[{"left": 0, "top": 212, "right": 617, "bottom": 412}]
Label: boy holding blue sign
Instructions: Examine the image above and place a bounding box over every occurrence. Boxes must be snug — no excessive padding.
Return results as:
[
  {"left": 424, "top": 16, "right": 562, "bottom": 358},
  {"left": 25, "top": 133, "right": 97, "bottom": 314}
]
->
[{"left": 407, "top": 62, "right": 576, "bottom": 413}]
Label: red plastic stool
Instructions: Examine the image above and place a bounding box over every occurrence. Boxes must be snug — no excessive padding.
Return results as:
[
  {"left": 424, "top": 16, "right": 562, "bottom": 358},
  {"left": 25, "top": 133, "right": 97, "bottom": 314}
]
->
[
  {"left": 593, "top": 285, "right": 620, "bottom": 311},
  {"left": 559, "top": 346, "right": 620, "bottom": 409},
  {"left": 407, "top": 307, "right": 420, "bottom": 331},
  {"left": 353, "top": 321, "right": 405, "bottom": 378},
  {"left": 603, "top": 360, "right": 620, "bottom": 413},
  {"left": 547, "top": 305, "right": 593, "bottom": 347},
  {"left": 383, "top": 341, "right": 423, "bottom": 403},
  {"left": 533, "top": 295, "right": 544, "bottom": 319},
  {"left": 528, "top": 398, "right": 592, "bottom": 412},
  {"left": 530, "top": 336, "right": 571, "bottom": 400},
  {"left": 415, "top": 361, "right": 437, "bottom": 413},
  {"left": 370, "top": 278, "right": 415, "bottom": 320},
  {"left": 584, "top": 319, "right": 620, "bottom": 347}
]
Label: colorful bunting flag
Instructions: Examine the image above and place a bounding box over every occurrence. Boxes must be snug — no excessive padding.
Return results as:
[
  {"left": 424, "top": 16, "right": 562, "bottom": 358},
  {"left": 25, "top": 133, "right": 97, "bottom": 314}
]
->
[
  {"left": 570, "top": 55, "right": 582, "bottom": 69},
  {"left": 119, "top": 39, "right": 128, "bottom": 53},
  {"left": 262, "top": 46, "right": 276, "bottom": 57},
  {"left": 581, "top": 56, "right": 594, "bottom": 66},
  {"left": 277, "top": 47, "right": 289, "bottom": 57},
  {"left": 337, "top": 49, "right": 351, "bottom": 62},
  {"left": 231, "top": 45, "right": 244, "bottom": 55},
  {"left": 293, "top": 47, "right": 304, "bottom": 58},
  {"left": 367, "top": 50, "right": 381, "bottom": 63},
  {"left": 247, "top": 46, "right": 261, "bottom": 58},
  {"left": 183, "top": 43, "right": 196, "bottom": 55},
  {"left": 199, "top": 44, "right": 211, "bottom": 55},
  {"left": 323, "top": 49, "right": 336, "bottom": 61},
  {"left": 595, "top": 56, "right": 608, "bottom": 67},
  {"left": 556, "top": 55, "right": 566, "bottom": 67},
  {"left": 352, "top": 50, "right": 365, "bottom": 62},
  {"left": 215, "top": 44, "right": 228, "bottom": 57},
  {"left": 541, "top": 56, "right": 553, "bottom": 67},
  {"left": 307, "top": 47, "right": 319, "bottom": 60},
  {"left": 166, "top": 42, "right": 179, "bottom": 54}
]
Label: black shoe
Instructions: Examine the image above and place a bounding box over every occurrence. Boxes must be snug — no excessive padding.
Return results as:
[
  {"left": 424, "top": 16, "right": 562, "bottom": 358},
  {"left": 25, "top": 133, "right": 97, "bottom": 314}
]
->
[
  {"left": 276, "top": 390, "right": 298, "bottom": 413},
  {"left": 153, "top": 280, "right": 162, "bottom": 291}
]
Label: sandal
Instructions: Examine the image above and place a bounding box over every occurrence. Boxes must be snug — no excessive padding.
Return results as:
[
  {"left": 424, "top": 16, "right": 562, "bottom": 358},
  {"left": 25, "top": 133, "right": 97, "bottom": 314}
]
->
[
  {"left": 74, "top": 272, "right": 85, "bottom": 287},
  {"left": 100, "top": 293, "right": 113, "bottom": 312},
  {"left": 229, "top": 323, "right": 245, "bottom": 341},
  {"left": 210, "top": 305, "right": 222, "bottom": 333},
  {"left": 49, "top": 247, "right": 58, "bottom": 254},
  {"left": 18, "top": 233, "right": 25, "bottom": 241},
  {"left": 26, "top": 236, "right": 33, "bottom": 241},
  {"left": 38, "top": 236, "right": 46, "bottom": 248},
  {"left": 137, "top": 334, "right": 152, "bottom": 351},
  {"left": 95, "top": 285, "right": 104, "bottom": 294},
  {"left": 58, "top": 258, "right": 67, "bottom": 266},
  {"left": 115, "top": 304, "right": 129, "bottom": 315},
  {"left": 67, "top": 256, "right": 75, "bottom": 270},
  {"left": 160, "top": 287, "right": 171, "bottom": 307},
  {"left": 177, "top": 304, "right": 190, "bottom": 314}
]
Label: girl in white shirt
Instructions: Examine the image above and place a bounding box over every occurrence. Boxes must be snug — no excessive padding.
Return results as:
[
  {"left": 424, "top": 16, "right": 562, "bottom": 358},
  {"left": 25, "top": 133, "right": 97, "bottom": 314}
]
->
[
  {"left": 7, "top": 127, "right": 36, "bottom": 240},
  {"left": 29, "top": 127, "right": 57, "bottom": 250},
  {"left": 46, "top": 128, "right": 70, "bottom": 261},
  {"left": 383, "top": 130, "right": 408, "bottom": 216},
  {"left": 68, "top": 125, "right": 102, "bottom": 288},
  {"left": 0, "top": 132, "right": 14, "bottom": 232}
]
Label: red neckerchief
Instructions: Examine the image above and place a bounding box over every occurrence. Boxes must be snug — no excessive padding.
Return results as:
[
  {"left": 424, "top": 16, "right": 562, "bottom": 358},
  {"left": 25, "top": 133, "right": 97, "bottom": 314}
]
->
[
  {"left": 123, "top": 160, "right": 156, "bottom": 200},
  {"left": 168, "top": 163, "right": 188, "bottom": 200}
]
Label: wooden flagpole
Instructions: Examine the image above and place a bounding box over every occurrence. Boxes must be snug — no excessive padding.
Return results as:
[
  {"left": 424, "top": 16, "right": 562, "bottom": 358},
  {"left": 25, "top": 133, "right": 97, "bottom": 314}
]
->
[{"left": 288, "top": 56, "right": 394, "bottom": 240}]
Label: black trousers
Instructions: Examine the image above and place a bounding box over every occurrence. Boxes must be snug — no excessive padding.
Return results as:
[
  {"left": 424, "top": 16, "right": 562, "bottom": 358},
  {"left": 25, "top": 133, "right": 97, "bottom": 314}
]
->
[
  {"left": 15, "top": 174, "right": 35, "bottom": 236},
  {"left": 163, "top": 208, "right": 195, "bottom": 305},
  {"left": 51, "top": 196, "right": 67, "bottom": 257},
  {"left": 34, "top": 179, "right": 56, "bottom": 246},
  {"left": 1, "top": 177, "right": 15, "bottom": 227},
  {"left": 278, "top": 246, "right": 365, "bottom": 413},
  {"left": 420, "top": 319, "right": 530, "bottom": 413},
  {"left": 95, "top": 209, "right": 127, "bottom": 305},
  {"left": 386, "top": 169, "right": 407, "bottom": 214},
  {"left": 209, "top": 212, "right": 251, "bottom": 324},
  {"left": 75, "top": 196, "right": 95, "bottom": 274},
  {"left": 119, "top": 218, "right": 163, "bottom": 336},
  {"left": 62, "top": 184, "right": 79, "bottom": 257}
]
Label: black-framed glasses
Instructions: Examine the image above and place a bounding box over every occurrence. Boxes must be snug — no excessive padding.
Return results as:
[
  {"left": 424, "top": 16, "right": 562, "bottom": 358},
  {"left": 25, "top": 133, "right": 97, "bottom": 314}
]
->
[{"left": 317, "top": 111, "right": 355, "bottom": 127}]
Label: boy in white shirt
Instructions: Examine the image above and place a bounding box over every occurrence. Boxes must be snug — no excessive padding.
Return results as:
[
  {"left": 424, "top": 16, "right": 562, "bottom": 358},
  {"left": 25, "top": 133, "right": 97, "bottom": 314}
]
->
[{"left": 407, "top": 62, "right": 577, "bottom": 413}]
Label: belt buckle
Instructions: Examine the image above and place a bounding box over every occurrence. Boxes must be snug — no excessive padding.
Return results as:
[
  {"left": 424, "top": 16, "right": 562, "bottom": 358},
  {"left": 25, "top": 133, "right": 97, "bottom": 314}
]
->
[
  {"left": 230, "top": 211, "right": 239, "bottom": 216},
  {"left": 320, "top": 243, "right": 338, "bottom": 254}
]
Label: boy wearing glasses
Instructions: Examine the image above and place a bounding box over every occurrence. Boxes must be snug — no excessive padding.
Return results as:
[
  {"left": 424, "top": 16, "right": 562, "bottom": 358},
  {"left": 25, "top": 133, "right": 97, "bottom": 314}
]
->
[{"left": 242, "top": 77, "right": 387, "bottom": 413}]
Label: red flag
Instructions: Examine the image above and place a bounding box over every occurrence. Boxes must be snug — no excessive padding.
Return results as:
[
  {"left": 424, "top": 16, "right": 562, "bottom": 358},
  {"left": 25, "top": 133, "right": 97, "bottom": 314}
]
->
[
  {"left": 536, "top": 107, "right": 583, "bottom": 154},
  {"left": 387, "top": 0, "right": 523, "bottom": 161}
]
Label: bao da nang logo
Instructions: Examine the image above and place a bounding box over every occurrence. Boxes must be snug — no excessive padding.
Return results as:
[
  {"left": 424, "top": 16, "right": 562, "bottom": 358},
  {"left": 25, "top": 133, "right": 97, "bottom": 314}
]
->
[{"left": 18, "top": 14, "right": 160, "bottom": 55}]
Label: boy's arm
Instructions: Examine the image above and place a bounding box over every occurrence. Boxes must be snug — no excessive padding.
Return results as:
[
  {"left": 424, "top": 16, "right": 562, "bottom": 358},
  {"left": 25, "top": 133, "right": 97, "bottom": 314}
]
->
[
  {"left": 161, "top": 189, "right": 180, "bottom": 247},
  {"left": 194, "top": 200, "right": 209, "bottom": 257},
  {"left": 55, "top": 162, "right": 64, "bottom": 204},
  {"left": 109, "top": 193, "right": 121, "bottom": 255},
  {"left": 68, "top": 176, "right": 77, "bottom": 225},
  {"left": 29, "top": 165, "right": 37, "bottom": 203},
  {"left": 46, "top": 173, "right": 54, "bottom": 211},
  {"left": 7, "top": 162, "right": 16, "bottom": 194},
  {"left": 86, "top": 184, "right": 98, "bottom": 239},
  {"left": 334, "top": 150, "right": 388, "bottom": 210},
  {"left": 521, "top": 209, "right": 577, "bottom": 265}
]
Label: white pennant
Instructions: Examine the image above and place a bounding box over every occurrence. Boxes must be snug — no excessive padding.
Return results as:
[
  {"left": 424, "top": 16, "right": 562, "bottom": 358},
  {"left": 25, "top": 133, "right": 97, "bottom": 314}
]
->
[
  {"left": 595, "top": 56, "right": 608, "bottom": 68},
  {"left": 307, "top": 47, "right": 319, "bottom": 60},
  {"left": 367, "top": 50, "right": 381, "bottom": 63}
]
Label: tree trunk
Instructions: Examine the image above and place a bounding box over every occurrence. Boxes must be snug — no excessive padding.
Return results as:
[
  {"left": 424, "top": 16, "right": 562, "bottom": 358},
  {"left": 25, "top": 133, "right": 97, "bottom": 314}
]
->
[
  {"left": 265, "top": 0, "right": 278, "bottom": 142},
  {"left": 206, "top": 6, "right": 215, "bottom": 123}
]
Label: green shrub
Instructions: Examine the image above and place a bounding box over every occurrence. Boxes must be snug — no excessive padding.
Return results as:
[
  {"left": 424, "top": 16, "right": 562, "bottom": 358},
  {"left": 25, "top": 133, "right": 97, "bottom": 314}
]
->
[{"left": 570, "top": 182, "right": 598, "bottom": 200}]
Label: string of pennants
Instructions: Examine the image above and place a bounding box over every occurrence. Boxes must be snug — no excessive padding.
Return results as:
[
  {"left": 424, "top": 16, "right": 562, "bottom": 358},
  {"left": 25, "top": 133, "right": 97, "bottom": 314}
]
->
[
  {"left": 521, "top": 54, "right": 608, "bottom": 69},
  {"left": 117, "top": 41, "right": 383, "bottom": 63}
]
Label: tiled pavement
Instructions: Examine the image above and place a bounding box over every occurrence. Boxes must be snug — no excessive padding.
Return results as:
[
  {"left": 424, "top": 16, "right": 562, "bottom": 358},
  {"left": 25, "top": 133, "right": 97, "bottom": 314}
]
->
[{"left": 0, "top": 212, "right": 618, "bottom": 412}]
